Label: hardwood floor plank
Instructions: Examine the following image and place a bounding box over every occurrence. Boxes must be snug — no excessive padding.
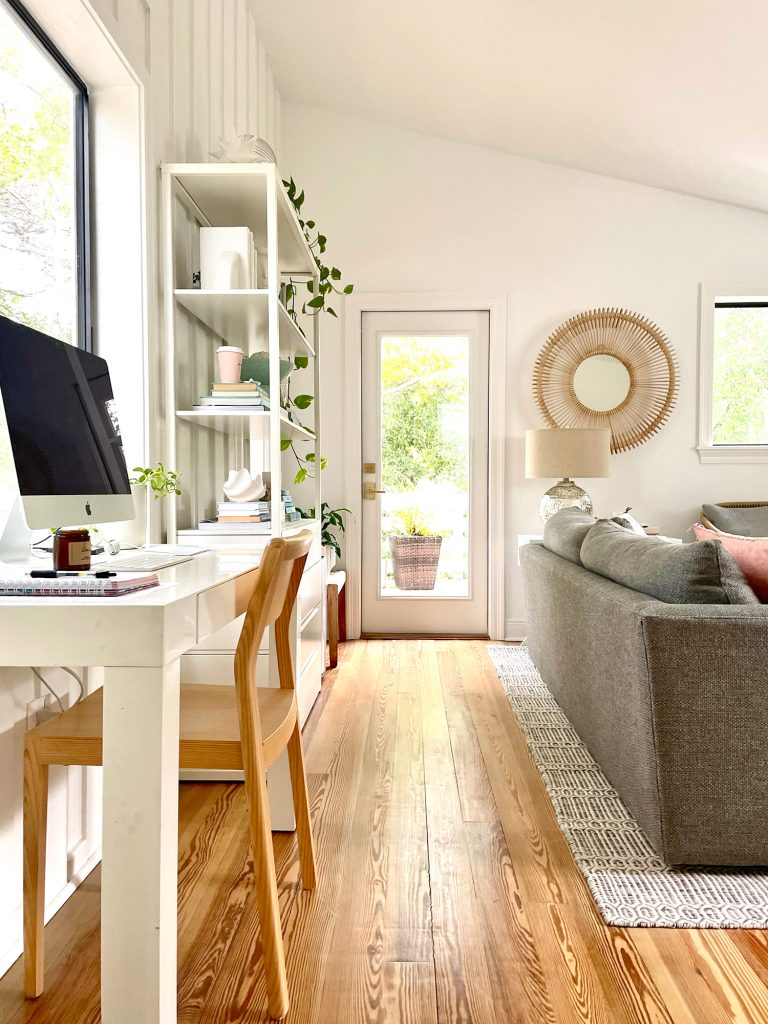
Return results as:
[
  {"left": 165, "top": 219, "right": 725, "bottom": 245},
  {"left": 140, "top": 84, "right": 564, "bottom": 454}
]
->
[
  {"left": 464, "top": 820, "right": 557, "bottom": 1024},
  {"left": 385, "top": 691, "right": 433, "bottom": 963},
  {"left": 382, "top": 961, "right": 439, "bottom": 1024},
  {"left": 437, "top": 644, "right": 496, "bottom": 823},
  {"left": 420, "top": 641, "right": 496, "bottom": 1024},
  {"left": 315, "top": 639, "right": 401, "bottom": 1022}
]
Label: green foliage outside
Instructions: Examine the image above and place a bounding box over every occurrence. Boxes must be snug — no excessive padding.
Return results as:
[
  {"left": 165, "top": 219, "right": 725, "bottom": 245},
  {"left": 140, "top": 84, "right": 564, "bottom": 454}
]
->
[
  {"left": 0, "top": 35, "right": 74, "bottom": 341},
  {"left": 712, "top": 308, "right": 768, "bottom": 445},
  {"left": 381, "top": 337, "right": 468, "bottom": 492}
]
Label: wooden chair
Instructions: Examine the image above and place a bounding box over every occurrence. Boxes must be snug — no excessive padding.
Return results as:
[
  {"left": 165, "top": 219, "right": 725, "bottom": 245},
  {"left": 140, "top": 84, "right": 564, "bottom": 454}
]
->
[{"left": 23, "top": 532, "right": 317, "bottom": 1020}]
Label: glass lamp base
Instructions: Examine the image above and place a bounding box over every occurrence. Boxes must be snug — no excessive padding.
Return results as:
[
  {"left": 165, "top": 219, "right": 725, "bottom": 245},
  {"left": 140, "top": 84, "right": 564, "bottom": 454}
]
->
[{"left": 539, "top": 478, "right": 593, "bottom": 524}]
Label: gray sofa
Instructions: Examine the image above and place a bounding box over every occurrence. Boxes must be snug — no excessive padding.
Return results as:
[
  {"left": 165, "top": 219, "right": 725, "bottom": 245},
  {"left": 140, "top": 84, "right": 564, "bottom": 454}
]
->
[{"left": 520, "top": 517, "right": 768, "bottom": 867}]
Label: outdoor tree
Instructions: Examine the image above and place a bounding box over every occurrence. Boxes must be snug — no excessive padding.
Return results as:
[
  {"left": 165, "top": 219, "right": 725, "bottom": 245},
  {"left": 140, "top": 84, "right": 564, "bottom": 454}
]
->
[
  {"left": 381, "top": 337, "right": 468, "bottom": 491},
  {"left": 712, "top": 308, "right": 768, "bottom": 445},
  {"left": 0, "top": 38, "right": 74, "bottom": 341}
]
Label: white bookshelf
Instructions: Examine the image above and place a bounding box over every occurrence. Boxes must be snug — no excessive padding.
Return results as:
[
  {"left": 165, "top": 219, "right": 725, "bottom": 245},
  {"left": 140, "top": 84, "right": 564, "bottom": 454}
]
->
[{"left": 161, "top": 163, "right": 323, "bottom": 810}]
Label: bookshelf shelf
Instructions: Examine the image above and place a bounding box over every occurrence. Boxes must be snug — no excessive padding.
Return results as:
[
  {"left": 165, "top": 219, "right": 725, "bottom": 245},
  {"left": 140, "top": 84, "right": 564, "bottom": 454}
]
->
[
  {"left": 174, "top": 289, "right": 315, "bottom": 358},
  {"left": 175, "top": 407, "right": 316, "bottom": 441}
]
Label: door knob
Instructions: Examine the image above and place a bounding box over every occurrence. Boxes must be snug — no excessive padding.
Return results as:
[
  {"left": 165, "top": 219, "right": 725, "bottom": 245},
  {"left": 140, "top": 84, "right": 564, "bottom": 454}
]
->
[{"left": 363, "top": 481, "right": 386, "bottom": 500}]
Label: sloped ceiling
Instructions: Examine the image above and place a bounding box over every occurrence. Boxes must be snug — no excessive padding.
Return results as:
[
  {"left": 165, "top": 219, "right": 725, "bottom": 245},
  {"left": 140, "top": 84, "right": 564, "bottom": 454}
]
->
[{"left": 248, "top": 0, "right": 768, "bottom": 211}]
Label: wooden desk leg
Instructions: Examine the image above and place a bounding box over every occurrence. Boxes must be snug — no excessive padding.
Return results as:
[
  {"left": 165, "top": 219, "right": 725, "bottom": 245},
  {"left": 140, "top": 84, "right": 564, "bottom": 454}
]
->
[
  {"left": 327, "top": 584, "right": 339, "bottom": 668},
  {"left": 101, "top": 661, "right": 181, "bottom": 1024}
]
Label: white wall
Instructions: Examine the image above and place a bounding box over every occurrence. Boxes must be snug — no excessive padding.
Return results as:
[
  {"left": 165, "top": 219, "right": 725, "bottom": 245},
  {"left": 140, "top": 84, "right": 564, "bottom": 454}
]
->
[
  {"left": 0, "top": 0, "right": 282, "bottom": 978},
  {"left": 281, "top": 102, "right": 768, "bottom": 638}
]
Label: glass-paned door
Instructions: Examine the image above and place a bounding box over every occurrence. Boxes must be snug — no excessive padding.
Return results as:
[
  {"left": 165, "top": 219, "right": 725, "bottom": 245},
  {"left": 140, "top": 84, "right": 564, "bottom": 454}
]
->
[{"left": 361, "top": 310, "right": 489, "bottom": 635}]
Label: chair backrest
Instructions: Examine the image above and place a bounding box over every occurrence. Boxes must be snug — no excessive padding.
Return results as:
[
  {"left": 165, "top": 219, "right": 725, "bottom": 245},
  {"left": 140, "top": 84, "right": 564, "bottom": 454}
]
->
[{"left": 233, "top": 531, "right": 313, "bottom": 754}]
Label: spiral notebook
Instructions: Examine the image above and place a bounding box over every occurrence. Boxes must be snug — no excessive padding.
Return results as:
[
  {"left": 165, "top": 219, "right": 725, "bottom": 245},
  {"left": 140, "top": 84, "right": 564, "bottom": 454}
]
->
[{"left": 0, "top": 573, "right": 160, "bottom": 597}]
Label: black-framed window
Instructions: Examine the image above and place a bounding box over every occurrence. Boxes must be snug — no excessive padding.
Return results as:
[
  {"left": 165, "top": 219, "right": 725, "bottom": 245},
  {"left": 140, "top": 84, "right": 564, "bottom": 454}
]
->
[
  {"left": 0, "top": 0, "right": 90, "bottom": 349},
  {"left": 712, "top": 301, "right": 768, "bottom": 446}
]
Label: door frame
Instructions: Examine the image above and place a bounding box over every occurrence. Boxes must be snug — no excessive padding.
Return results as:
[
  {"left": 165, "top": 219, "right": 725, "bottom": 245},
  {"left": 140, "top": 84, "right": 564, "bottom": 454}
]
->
[{"left": 342, "top": 292, "right": 508, "bottom": 640}]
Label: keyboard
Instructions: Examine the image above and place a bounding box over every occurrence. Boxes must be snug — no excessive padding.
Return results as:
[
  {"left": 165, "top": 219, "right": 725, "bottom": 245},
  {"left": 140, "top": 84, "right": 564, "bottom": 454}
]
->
[{"left": 107, "top": 552, "right": 194, "bottom": 572}]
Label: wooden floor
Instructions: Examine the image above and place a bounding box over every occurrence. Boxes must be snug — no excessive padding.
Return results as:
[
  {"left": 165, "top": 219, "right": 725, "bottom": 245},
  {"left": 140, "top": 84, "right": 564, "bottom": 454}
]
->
[{"left": 2, "top": 639, "right": 768, "bottom": 1023}]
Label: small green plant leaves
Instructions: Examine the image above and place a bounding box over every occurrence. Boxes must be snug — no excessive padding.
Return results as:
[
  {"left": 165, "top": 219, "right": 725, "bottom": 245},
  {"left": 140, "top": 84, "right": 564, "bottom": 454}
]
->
[
  {"left": 295, "top": 467, "right": 308, "bottom": 484},
  {"left": 294, "top": 355, "right": 309, "bottom": 369},
  {"left": 307, "top": 296, "right": 325, "bottom": 309},
  {"left": 293, "top": 394, "right": 314, "bottom": 409},
  {"left": 280, "top": 438, "right": 292, "bottom": 451}
]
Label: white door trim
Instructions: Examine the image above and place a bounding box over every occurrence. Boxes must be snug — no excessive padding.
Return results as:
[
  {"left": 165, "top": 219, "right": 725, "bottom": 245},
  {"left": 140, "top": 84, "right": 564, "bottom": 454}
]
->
[{"left": 343, "top": 291, "right": 507, "bottom": 640}]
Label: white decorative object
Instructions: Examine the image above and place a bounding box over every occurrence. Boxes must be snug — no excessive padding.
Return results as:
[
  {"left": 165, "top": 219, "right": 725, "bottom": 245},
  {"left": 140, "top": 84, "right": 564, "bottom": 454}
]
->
[
  {"left": 200, "top": 226, "right": 254, "bottom": 290},
  {"left": 223, "top": 469, "right": 265, "bottom": 502},
  {"left": 209, "top": 133, "right": 277, "bottom": 163}
]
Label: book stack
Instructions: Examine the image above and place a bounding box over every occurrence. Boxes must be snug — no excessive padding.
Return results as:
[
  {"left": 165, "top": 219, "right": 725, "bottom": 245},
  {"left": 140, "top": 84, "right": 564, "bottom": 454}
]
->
[
  {"left": 194, "top": 380, "right": 267, "bottom": 410},
  {"left": 216, "top": 499, "right": 270, "bottom": 524},
  {"left": 196, "top": 489, "right": 302, "bottom": 534}
]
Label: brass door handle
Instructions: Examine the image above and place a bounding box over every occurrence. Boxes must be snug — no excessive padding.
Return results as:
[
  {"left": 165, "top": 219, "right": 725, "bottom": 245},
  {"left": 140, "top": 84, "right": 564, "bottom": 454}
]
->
[{"left": 363, "top": 482, "right": 386, "bottom": 500}]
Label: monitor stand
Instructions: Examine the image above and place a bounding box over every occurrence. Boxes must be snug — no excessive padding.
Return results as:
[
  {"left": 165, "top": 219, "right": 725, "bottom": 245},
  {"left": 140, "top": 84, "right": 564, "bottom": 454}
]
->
[{"left": 0, "top": 494, "right": 34, "bottom": 563}]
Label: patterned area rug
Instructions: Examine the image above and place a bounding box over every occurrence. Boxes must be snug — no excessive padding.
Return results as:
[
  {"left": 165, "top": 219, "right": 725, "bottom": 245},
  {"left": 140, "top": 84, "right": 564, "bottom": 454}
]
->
[{"left": 488, "top": 645, "right": 768, "bottom": 929}]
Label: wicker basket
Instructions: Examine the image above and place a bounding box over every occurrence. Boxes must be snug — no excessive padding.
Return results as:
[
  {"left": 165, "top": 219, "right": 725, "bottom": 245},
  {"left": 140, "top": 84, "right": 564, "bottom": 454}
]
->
[{"left": 389, "top": 535, "right": 443, "bottom": 591}]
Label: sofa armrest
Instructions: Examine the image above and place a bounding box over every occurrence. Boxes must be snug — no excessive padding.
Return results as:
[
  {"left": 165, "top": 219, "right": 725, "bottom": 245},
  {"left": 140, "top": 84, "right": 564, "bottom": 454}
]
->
[{"left": 640, "top": 605, "right": 768, "bottom": 865}]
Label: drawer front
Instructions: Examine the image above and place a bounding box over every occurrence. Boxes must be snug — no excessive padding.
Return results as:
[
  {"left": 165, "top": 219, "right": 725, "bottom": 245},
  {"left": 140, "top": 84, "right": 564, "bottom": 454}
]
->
[
  {"left": 297, "top": 647, "right": 321, "bottom": 725},
  {"left": 181, "top": 650, "right": 269, "bottom": 686},
  {"left": 196, "top": 569, "right": 258, "bottom": 643},
  {"left": 298, "top": 602, "right": 322, "bottom": 678},
  {"left": 298, "top": 557, "right": 323, "bottom": 624}
]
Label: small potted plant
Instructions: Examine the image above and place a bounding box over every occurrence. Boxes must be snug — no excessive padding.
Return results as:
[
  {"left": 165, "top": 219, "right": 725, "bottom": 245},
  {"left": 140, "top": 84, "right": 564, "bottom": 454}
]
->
[
  {"left": 298, "top": 502, "right": 350, "bottom": 570},
  {"left": 387, "top": 506, "right": 443, "bottom": 591},
  {"left": 130, "top": 462, "right": 182, "bottom": 546}
]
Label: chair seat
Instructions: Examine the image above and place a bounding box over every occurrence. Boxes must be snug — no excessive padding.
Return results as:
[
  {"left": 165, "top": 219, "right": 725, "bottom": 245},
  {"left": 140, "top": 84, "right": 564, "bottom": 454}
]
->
[{"left": 28, "top": 684, "right": 297, "bottom": 771}]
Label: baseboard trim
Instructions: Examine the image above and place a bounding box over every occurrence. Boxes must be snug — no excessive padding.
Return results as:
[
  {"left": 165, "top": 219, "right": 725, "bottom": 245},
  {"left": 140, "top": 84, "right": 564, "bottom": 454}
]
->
[
  {"left": 504, "top": 619, "right": 528, "bottom": 642},
  {"left": 360, "top": 633, "right": 490, "bottom": 640}
]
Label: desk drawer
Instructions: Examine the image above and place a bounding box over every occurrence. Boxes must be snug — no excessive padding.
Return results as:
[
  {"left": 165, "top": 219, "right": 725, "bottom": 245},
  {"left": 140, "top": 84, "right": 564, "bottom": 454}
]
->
[
  {"left": 298, "top": 602, "right": 322, "bottom": 678},
  {"left": 196, "top": 569, "right": 257, "bottom": 643},
  {"left": 298, "top": 557, "right": 322, "bottom": 623}
]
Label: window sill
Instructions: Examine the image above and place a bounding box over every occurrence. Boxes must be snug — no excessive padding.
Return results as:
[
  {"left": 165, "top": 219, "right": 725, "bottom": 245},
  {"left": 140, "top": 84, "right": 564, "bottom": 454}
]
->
[{"left": 697, "top": 445, "right": 768, "bottom": 464}]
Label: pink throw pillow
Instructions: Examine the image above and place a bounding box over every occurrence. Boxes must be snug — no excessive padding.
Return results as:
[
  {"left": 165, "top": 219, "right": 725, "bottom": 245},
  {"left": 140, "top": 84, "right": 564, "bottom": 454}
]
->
[{"left": 692, "top": 523, "right": 768, "bottom": 602}]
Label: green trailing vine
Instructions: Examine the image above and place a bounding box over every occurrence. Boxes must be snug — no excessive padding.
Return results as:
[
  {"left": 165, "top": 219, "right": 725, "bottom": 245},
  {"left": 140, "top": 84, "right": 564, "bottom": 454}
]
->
[
  {"left": 282, "top": 177, "right": 354, "bottom": 321},
  {"left": 279, "top": 179, "right": 351, "bottom": 484}
]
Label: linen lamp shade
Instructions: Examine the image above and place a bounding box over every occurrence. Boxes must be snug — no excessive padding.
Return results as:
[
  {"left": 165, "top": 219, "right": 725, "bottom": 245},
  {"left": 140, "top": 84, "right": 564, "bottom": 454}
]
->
[{"left": 525, "top": 428, "right": 611, "bottom": 479}]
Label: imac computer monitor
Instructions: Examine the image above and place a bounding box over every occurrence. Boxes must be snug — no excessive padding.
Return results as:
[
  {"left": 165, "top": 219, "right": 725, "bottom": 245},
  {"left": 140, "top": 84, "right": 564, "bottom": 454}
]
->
[{"left": 0, "top": 315, "right": 135, "bottom": 529}]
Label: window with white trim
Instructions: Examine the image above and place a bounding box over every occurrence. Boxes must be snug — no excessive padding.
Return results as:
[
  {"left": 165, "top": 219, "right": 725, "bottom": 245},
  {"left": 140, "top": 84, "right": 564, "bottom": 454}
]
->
[
  {"left": 0, "top": 0, "right": 90, "bottom": 349},
  {"left": 698, "top": 286, "right": 768, "bottom": 462},
  {"left": 711, "top": 302, "right": 768, "bottom": 446}
]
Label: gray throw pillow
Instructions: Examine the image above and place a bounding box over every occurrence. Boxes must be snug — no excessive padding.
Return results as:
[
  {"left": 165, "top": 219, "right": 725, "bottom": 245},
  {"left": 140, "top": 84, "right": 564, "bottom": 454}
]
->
[
  {"left": 702, "top": 503, "right": 768, "bottom": 538},
  {"left": 542, "top": 507, "right": 596, "bottom": 565},
  {"left": 581, "top": 519, "right": 758, "bottom": 605}
]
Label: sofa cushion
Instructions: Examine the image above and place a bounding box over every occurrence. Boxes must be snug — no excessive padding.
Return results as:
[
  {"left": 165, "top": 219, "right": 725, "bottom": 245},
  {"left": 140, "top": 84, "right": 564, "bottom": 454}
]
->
[
  {"left": 693, "top": 523, "right": 768, "bottom": 602},
  {"left": 581, "top": 519, "right": 758, "bottom": 604},
  {"left": 702, "top": 503, "right": 768, "bottom": 538},
  {"left": 542, "top": 507, "right": 596, "bottom": 564}
]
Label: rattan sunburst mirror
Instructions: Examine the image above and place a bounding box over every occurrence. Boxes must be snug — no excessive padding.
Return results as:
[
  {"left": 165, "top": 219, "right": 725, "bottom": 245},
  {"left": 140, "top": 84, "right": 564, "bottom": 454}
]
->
[{"left": 532, "top": 307, "right": 679, "bottom": 454}]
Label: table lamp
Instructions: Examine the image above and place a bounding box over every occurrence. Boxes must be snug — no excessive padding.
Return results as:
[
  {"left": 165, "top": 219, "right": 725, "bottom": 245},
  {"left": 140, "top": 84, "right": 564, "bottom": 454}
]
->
[{"left": 525, "top": 428, "right": 611, "bottom": 523}]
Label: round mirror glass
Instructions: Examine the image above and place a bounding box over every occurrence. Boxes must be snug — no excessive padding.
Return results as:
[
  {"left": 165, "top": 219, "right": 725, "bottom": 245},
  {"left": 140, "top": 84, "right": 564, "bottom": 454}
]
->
[{"left": 572, "top": 354, "right": 631, "bottom": 412}]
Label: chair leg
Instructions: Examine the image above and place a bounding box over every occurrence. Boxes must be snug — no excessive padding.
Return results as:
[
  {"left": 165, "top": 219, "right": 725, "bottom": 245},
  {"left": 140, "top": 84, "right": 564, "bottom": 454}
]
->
[
  {"left": 287, "top": 722, "right": 317, "bottom": 891},
  {"left": 23, "top": 743, "right": 49, "bottom": 999},
  {"left": 327, "top": 585, "right": 339, "bottom": 668},
  {"left": 245, "top": 767, "right": 290, "bottom": 1020}
]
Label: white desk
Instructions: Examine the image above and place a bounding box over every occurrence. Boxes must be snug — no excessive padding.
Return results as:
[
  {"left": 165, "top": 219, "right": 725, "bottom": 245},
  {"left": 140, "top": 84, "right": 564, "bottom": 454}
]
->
[{"left": 0, "top": 552, "right": 260, "bottom": 1024}]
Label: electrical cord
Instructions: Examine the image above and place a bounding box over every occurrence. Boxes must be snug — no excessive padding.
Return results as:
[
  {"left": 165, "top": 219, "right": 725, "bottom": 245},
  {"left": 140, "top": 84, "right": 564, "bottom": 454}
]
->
[
  {"left": 30, "top": 667, "right": 65, "bottom": 715},
  {"left": 61, "top": 666, "right": 85, "bottom": 703},
  {"left": 29, "top": 666, "right": 86, "bottom": 714}
]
